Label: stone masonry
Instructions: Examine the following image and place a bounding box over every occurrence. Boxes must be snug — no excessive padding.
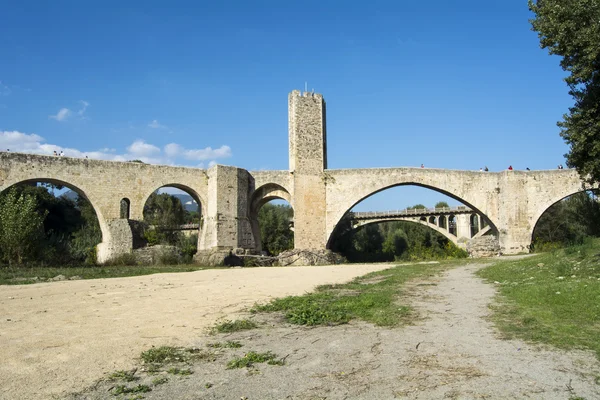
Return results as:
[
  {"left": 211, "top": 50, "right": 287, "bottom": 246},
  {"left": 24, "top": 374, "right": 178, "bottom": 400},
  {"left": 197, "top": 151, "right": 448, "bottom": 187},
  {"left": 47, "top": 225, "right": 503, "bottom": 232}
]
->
[{"left": 0, "top": 90, "right": 594, "bottom": 264}]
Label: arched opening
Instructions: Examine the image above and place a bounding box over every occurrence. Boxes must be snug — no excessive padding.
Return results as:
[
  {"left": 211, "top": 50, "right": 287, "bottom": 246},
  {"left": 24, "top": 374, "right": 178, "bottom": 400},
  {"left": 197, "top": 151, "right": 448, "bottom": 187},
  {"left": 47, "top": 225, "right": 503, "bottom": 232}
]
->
[
  {"left": 448, "top": 214, "right": 457, "bottom": 236},
  {"left": 120, "top": 198, "right": 130, "bottom": 219},
  {"left": 250, "top": 184, "right": 294, "bottom": 255},
  {"left": 328, "top": 185, "right": 483, "bottom": 262},
  {"left": 140, "top": 185, "right": 203, "bottom": 262},
  {"left": 470, "top": 214, "right": 480, "bottom": 237},
  {"left": 531, "top": 189, "right": 600, "bottom": 251},
  {"left": 0, "top": 179, "right": 103, "bottom": 266},
  {"left": 439, "top": 215, "right": 447, "bottom": 229}
]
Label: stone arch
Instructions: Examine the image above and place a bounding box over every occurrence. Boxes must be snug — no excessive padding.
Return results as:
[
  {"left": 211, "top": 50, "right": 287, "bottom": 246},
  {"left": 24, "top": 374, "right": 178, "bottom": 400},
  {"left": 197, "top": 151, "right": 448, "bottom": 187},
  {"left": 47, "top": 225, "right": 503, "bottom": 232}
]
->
[
  {"left": 530, "top": 188, "right": 599, "bottom": 244},
  {"left": 120, "top": 198, "right": 130, "bottom": 219},
  {"left": 448, "top": 214, "right": 457, "bottom": 236},
  {"left": 139, "top": 183, "right": 205, "bottom": 254},
  {"left": 470, "top": 214, "right": 480, "bottom": 236},
  {"left": 249, "top": 183, "right": 293, "bottom": 253},
  {"left": 250, "top": 183, "right": 293, "bottom": 214},
  {"left": 429, "top": 216, "right": 436, "bottom": 224},
  {"left": 0, "top": 178, "right": 108, "bottom": 257},
  {"left": 350, "top": 218, "right": 461, "bottom": 247},
  {"left": 326, "top": 182, "right": 498, "bottom": 248},
  {"left": 139, "top": 183, "right": 205, "bottom": 220}
]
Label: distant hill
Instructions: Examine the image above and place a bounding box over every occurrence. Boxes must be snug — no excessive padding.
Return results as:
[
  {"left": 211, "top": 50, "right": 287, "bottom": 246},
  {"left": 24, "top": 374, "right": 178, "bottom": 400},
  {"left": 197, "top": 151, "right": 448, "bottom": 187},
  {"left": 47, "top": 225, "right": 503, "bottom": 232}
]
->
[{"left": 171, "top": 193, "right": 199, "bottom": 212}]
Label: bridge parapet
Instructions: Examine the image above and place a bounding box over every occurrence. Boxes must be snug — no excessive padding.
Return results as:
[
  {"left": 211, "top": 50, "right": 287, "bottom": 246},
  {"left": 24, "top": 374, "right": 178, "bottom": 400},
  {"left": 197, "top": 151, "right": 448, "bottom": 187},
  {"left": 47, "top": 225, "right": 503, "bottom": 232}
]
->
[{"left": 352, "top": 206, "right": 473, "bottom": 220}]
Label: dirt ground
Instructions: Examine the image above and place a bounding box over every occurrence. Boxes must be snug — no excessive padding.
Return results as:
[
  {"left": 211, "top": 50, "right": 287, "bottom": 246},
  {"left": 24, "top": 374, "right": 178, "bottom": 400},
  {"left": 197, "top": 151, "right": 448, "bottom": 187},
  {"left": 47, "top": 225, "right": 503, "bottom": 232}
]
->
[
  {"left": 0, "top": 264, "right": 390, "bottom": 400},
  {"left": 67, "top": 262, "right": 600, "bottom": 400}
]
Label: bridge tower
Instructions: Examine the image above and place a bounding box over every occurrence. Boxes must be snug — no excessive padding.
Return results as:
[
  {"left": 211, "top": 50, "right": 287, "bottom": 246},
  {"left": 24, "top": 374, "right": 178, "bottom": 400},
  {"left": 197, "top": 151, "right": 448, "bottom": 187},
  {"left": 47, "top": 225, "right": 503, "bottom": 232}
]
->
[{"left": 288, "top": 90, "right": 328, "bottom": 249}]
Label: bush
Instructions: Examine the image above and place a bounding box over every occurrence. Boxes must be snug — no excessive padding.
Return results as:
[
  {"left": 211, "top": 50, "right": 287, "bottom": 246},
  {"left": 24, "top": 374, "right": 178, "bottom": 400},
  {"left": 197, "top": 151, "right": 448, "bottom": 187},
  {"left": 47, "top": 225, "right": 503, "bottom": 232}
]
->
[{"left": 105, "top": 252, "right": 138, "bottom": 266}]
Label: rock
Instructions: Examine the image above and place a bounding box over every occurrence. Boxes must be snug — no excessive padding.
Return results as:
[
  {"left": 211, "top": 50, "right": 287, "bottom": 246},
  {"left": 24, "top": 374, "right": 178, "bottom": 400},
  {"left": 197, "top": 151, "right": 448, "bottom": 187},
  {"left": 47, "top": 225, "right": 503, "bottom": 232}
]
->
[
  {"left": 467, "top": 236, "right": 501, "bottom": 258},
  {"left": 277, "top": 249, "right": 346, "bottom": 266},
  {"left": 133, "top": 245, "right": 182, "bottom": 265},
  {"left": 50, "top": 275, "right": 66, "bottom": 282},
  {"left": 537, "top": 263, "right": 545, "bottom": 267}
]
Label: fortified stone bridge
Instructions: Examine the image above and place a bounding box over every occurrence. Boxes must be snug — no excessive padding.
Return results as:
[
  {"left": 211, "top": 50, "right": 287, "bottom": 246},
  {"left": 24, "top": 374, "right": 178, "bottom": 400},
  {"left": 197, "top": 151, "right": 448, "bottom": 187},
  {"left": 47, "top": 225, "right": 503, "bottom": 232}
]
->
[{"left": 0, "top": 90, "right": 592, "bottom": 263}]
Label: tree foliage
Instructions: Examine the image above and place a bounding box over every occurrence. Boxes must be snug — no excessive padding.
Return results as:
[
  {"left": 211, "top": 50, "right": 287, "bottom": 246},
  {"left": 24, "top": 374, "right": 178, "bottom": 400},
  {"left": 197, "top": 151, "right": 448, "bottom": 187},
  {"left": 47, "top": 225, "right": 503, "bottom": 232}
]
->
[
  {"left": 435, "top": 201, "right": 450, "bottom": 208},
  {"left": 258, "top": 203, "right": 294, "bottom": 255},
  {"left": 529, "top": 0, "right": 600, "bottom": 184},
  {"left": 0, "top": 188, "right": 47, "bottom": 265},
  {"left": 532, "top": 190, "right": 600, "bottom": 248},
  {"left": 330, "top": 203, "right": 468, "bottom": 262}
]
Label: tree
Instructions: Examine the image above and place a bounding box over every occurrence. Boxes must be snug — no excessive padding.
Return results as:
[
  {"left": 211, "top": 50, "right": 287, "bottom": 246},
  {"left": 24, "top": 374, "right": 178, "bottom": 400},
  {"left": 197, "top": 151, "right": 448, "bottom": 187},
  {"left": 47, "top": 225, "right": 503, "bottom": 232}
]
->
[
  {"left": 529, "top": 0, "right": 600, "bottom": 184},
  {"left": 0, "top": 188, "right": 47, "bottom": 265},
  {"left": 435, "top": 201, "right": 449, "bottom": 208},
  {"left": 258, "top": 203, "right": 294, "bottom": 255},
  {"left": 143, "top": 192, "right": 187, "bottom": 245}
]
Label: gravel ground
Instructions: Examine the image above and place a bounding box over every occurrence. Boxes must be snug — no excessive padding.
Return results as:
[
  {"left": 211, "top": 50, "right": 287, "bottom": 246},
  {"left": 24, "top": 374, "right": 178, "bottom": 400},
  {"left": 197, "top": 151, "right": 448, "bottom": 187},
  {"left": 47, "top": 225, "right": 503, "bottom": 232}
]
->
[
  {"left": 70, "top": 263, "right": 600, "bottom": 400},
  {"left": 0, "top": 264, "right": 390, "bottom": 400}
]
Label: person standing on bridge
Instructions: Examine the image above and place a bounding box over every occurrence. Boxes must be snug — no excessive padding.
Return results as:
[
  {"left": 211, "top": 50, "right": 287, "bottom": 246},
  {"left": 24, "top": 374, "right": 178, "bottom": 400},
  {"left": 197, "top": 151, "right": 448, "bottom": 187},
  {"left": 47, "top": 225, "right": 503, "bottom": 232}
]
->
[{"left": 508, "top": 165, "right": 513, "bottom": 171}]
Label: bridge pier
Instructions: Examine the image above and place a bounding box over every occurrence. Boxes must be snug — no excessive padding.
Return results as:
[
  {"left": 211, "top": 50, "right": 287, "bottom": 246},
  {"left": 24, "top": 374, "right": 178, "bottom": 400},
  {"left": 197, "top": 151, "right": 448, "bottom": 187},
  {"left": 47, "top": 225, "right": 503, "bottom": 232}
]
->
[
  {"left": 194, "top": 165, "right": 256, "bottom": 264},
  {"left": 96, "top": 218, "right": 134, "bottom": 263}
]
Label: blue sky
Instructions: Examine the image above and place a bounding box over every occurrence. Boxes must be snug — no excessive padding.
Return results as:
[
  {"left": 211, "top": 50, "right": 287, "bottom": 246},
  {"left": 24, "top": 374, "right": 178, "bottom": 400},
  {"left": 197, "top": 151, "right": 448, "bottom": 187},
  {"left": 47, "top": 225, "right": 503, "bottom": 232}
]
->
[{"left": 0, "top": 1, "right": 571, "bottom": 211}]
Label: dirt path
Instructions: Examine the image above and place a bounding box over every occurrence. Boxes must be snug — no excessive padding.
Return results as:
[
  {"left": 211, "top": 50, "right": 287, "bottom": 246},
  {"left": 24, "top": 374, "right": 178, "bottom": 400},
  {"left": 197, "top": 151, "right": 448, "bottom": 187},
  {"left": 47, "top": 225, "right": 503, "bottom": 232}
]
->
[
  {"left": 0, "top": 264, "right": 390, "bottom": 400},
  {"left": 70, "top": 262, "right": 600, "bottom": 400}
]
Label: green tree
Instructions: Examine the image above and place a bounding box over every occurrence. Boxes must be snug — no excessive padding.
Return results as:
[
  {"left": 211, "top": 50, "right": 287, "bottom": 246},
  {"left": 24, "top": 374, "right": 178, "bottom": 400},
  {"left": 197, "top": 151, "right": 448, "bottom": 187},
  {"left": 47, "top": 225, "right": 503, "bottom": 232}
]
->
[
  {"left": 258, "top": 203, "right": 294, "bottom": 255},
  {"left": 69, "top": 196, "right": 102, "bottom": 264},
  {"left": 529, "top": 0, "right": 600, "bottom": 184},
  {"left": 143, "top": 192, "right": 187, "bottom": 245},
  {"left": 435, "top": 201, "right": 449, "bottom": 208},
  {"left": 0, "top": 188, "right": 47, "bottom": 265}
]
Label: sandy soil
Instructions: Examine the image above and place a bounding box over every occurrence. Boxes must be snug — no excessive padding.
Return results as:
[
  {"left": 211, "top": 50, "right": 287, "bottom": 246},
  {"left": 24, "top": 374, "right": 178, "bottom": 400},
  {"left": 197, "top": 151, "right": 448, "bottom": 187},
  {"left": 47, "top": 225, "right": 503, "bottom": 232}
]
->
[
  {"left": 0, "top": 264, "right": 390, "bottom": 400},
  {"left": 70, "top": 263, "right": 600, "bottom": 400}
]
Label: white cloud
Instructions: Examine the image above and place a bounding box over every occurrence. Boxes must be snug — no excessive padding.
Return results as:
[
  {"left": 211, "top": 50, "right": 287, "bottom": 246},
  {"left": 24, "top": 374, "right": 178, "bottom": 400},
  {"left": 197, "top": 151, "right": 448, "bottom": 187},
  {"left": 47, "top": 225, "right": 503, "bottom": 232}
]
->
[
  {"left": 78, "top": 100, "right": 89, "bottom": 116},
  {"left": 1, "top": 131, "right": 232, "bottom": 167},
  {"left": 127, "top": 139, "right": 161, "bottom": 157},
  {"left": 148, "top": 119, "right": 167, "bottom": 129},
  {"left": 49, "top": 108, "right": 71, "bottom": 121},
  {"left": 183, "top": 145, "right": 232, "bottom": 161},
  {"left": 164, "top": 143, "right": 182, "bottom": 157}
]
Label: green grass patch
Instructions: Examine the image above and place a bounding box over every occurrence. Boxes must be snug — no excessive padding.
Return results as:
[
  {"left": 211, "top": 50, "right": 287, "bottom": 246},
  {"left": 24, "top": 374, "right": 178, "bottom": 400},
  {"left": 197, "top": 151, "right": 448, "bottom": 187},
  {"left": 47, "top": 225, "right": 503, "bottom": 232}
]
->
[
  {"left": 252, "top": 261, "right": 452, "bottom": 327},
  {"left": 477, "top": 239, "right": 600, "bottom": 358},
  {"left": 0, "top": 264, "right": 216, "bottom": 285},
  {"left": 151, "top": 376, "right": 168, "bottom": 386},
  {"left": 140, "top": 346, "right": 217, "bottom": 368},
  {"left": 107, "top": 370, "right": 139, "bottom": 382},
  {"left": 207, "top": 340, "right": 243, "bottom": 349},
  {"left": 167, "top": 367, "right": 193, "bottom": 375},
  {"left": 112, "top": 384, "right": 151, "bottom": 395},
  {"left": 210, "top": 319, "right": 258, "bottom": 334},
  {"left": 226, "top": 351, "right": 284, "bottom": 369}
]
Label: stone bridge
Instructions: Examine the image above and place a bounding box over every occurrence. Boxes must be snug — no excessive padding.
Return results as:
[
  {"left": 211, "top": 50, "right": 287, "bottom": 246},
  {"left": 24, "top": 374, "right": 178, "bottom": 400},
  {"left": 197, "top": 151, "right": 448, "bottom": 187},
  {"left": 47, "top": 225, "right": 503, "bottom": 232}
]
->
[
  {"left": 0, "top": 90, "right": 593, "bottom": 263},
  {"left": 350, "top": 207, "right": 493, "bottom": 248}
]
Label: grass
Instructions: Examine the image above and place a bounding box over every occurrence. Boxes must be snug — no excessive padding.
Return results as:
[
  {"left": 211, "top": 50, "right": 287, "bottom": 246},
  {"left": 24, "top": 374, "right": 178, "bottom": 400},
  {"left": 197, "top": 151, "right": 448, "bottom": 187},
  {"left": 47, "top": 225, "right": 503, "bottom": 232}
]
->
[
  {"left": 207, "top": 340, "right": 243, "bottom": 349},
  {"left": 112, "top": 384, "right": 151, "bottom": 395},
  {"left": 477, "top": 238, "right": 600, "bottom": 358},
  {"left": 0, "top": 264, "right": 216, "bottom": 285},
  {"left": 107, "top": 370, "right": 139, "bottom": 382},
  {"left": 210, "top": 319, "right": 258, "bottom": 334},
  {"left": 252, "top": 261, "right": 452, "bottom": 327},
  {"left": 167, "top": 367, "right": 193, "bottom": 375},
  {"left": 151, "top": 376, "right": 168, "bottom": 386},
  {"left": 140, "top": 346, "right": 217, "bottom": 366},
  {"left": 226, "top": 351, "right": 284, "bottom": 369}
]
